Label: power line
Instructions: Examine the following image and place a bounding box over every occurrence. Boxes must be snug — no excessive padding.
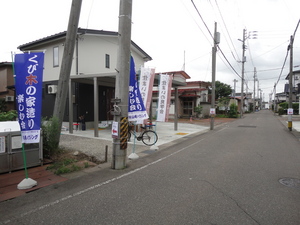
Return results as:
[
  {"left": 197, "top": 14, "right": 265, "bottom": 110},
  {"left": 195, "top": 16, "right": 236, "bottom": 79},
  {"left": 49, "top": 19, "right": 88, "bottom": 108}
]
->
[
  {"left": 214, "top": 0, "right": 241, "bottom": 62},
  {"left": 191, "top": 0, "right": 242, "bottom": 80},
  {"left": 271, "top": 47, "right": 289, "bottom": 95},
  {"left": 191, "top": 0, "right": 214, "bottom": 40}
]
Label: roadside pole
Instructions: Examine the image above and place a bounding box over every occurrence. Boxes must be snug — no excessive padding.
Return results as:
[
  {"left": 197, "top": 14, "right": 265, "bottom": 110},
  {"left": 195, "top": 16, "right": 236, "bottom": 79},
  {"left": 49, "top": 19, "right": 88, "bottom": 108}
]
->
[
  {"left": 288, "top": 35, "right": 294, "bottom": 131},
  {"left": 253, "top": 67, "right": 256, "bottom": 112},
  {"left": 210, "top": 22, "right": 219, "bottom": 130},
  {"left": 53, "top": 0, "right": 82, "bottom": 144},
  {"left": 240, "top": 29, "right": 246, "bottom": 118},
  {"left": 111, "top": 0, "right": 132, "bottom": 169}
]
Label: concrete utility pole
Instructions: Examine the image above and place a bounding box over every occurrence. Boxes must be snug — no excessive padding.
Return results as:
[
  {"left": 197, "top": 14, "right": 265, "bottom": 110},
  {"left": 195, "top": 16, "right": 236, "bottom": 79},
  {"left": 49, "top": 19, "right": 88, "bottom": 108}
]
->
[
  {"left": 111, "top": 0, "right": 132, "bottom": 169},
  {"left": 210, "top": 22, "right": 220, "bottom": 130},
  {"left": 253, "top": 67, "right": 256, "bottom": 112},
  {"left": 240, "top": 29, "right": 246, "bottom": 118},
  {"left": 288, "top": 35, "right": 294, "bottom": 131},
  {"left": 53, "top": 0, "right": 82, "bottom": 145},
  {"left": 274, "top": 83, "right": 277, "bottom": 115},
  {"left": 233, "top": 79, "right": 238, "bottom": 98}
]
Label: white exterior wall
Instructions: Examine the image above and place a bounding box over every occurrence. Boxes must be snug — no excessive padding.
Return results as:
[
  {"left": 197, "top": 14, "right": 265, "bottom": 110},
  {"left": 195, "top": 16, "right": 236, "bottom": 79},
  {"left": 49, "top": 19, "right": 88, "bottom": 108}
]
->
[
  {"left": 77, "top": 35, "right": 145, "bottom": 76},
  {"left": 42, "top": 34, "right": 146, "bottom": 82},
  {"left": 42, "top": 39, "right": 69, "bottom": 82}
]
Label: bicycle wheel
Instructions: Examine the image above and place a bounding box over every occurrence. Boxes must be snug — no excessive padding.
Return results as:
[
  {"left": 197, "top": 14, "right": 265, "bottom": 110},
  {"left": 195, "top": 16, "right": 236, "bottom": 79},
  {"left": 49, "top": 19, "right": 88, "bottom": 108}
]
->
[
  {"left": 141, "top": 130, "right": 158, "bottom": 146},
  {"left": 127, "top": 131, "right": 132, "bottom": 142}
]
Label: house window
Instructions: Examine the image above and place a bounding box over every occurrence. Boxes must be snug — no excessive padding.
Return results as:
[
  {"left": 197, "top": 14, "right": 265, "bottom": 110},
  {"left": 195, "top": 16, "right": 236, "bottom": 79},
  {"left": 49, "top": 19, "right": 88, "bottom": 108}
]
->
[
  {"left": 105, "top": 54, "right": 110, "bottom": 68},
  {"left": 53, "top": 46, "right": 59, "bottom": 67}
]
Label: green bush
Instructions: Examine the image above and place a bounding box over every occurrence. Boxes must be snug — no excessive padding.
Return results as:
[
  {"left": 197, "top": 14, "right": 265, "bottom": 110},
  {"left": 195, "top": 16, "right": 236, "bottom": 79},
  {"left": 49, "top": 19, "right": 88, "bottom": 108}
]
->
[
  {"left": 278, "top": 108, "right": 285, "bottom": 115},
  {"left": 279, "top": 102, "right": 288, "bottom": 110},
  {"left": 0, "top": 110, "right": 17, "bottom": 121},
  {"left": 278, "top": 102, "right": 299, "bottom": 115},
  {"left": 42, "top": 116, "right": 60, "bottom": 158},
  {"left": 194, "top": 105, "right": 203, "bottom": 118},
  {"left": 228, "top": 103, "right": 238, "bottom": 118}
]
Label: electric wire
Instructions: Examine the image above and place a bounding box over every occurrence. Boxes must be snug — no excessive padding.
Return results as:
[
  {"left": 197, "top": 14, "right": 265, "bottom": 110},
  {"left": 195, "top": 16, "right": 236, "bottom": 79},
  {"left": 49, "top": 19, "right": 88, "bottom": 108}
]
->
[
  {"left": 180, "top": 0, "right": 213, "bottom": 46},
  {"left": 271, "top": 46, "right": 289, "bottom": 96},
  {"left": 191, "top": 0, "right": 242, "bottom": 80},
  {"left": 214, "top": 0, "right": 241, "bottom": 62}
]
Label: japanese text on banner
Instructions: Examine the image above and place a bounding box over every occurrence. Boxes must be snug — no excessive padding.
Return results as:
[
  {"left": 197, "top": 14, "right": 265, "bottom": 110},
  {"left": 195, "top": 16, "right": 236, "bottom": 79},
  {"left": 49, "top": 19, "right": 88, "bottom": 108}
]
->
[
  {"left": 14, "top": 52, "right": 44, "bottom": 143},
  {"left": 156, "top": 74, "right": 172, "bottom": 122},
  {"left": 139, "top": 67, "right": 155, "bottom": 114},
  {"left": 128, "top": 56, "right": 148, "bottom": 124}
]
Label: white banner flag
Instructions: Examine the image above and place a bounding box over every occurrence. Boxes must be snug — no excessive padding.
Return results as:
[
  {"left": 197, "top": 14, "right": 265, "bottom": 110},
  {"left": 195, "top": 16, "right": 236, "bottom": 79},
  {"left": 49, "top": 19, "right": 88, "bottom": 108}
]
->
[
  {"left": 139, "top": 67, "right": 155, "bottom": 115},
  {"left": 156, "top": 74, "right": 173, "bottom": 122}
]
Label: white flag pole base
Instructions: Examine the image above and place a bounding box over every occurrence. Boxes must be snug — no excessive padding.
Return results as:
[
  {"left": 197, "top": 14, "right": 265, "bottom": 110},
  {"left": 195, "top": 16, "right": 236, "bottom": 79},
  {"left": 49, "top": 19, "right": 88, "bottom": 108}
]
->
[
  {"left": 17, "top": 178, "right": 37, "bottom": 190},
  {"left": 128, "top": 153, "right": 139, "bottom": 160},
  {"left": 150, "top": 145, "right": 159, "bottom": 151}
]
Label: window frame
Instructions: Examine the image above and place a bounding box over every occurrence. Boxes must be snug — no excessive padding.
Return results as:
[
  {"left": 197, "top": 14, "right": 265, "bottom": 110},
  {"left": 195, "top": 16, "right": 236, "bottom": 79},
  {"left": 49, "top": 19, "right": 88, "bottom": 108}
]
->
[
  {"left": 105, "top": 54, "right": 110, "bottom": 69},
  {"left": 53, "top": 46, "right": 59, "bottom": 67}
]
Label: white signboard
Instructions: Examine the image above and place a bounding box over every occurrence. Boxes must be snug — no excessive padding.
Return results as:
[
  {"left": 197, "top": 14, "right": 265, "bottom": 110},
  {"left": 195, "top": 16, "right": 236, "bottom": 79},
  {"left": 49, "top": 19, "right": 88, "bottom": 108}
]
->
[
  {"left": 210, "top": 108, "right": 216, "bottom": 115},
  {"left": 287, "top": 108, "right": 293, "bottom": 115},
  {"left": 111, "top": 121, "right": 119, "bottom": 139}
]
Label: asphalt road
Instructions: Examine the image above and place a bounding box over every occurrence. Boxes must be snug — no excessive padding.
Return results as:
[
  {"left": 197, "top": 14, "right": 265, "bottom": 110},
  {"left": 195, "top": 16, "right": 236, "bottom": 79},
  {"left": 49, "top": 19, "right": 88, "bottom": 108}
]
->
[{"left": 1, "top": 110, "right": 300, "bottom": 225}]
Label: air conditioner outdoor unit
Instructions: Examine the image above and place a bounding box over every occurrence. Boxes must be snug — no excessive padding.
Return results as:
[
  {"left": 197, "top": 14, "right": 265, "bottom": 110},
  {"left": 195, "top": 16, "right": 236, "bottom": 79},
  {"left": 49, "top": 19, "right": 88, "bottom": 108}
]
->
[
  {"left": 5, "top": 96, "right": 14, "bottom": 102},
  {"left": 48, "top": 85, "right": 57, "bottom": 94}
]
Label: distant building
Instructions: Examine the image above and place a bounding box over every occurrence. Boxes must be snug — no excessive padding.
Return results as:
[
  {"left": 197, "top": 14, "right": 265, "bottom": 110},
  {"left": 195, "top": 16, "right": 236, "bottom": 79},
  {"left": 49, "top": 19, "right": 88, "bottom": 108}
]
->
[
  {"left": 0, "top": 62, "right": 15, "bottom": 111},
  {"left": 152, "top": 80, "right": 211, "bottom": 119}
]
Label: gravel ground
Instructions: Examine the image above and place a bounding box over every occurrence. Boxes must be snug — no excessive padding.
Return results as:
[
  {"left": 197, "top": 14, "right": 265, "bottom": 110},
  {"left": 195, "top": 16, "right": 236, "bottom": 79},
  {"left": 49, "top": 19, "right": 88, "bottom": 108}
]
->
[{"left": 59, "top": 134, "right": 150, "bottom": 163}]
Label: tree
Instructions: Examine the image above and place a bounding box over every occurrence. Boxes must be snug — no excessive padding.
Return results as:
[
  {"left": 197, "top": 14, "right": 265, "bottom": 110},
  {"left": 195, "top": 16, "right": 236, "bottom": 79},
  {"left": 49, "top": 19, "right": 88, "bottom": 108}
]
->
[
  {"left": 228, "top": 103, "right": 238, "bottom": 118},
  {"left": 215, "top": 81, "right": 232, "bottom": 99}
]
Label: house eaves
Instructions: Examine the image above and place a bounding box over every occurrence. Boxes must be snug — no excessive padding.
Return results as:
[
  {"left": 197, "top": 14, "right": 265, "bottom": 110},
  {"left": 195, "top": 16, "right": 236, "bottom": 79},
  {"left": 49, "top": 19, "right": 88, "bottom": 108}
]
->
[
  {"left": 0, "top": 62, "right": 12, "bottom": 67},
  {"left": 155, "top": 70, "right": 191, "bottom": 79},
  {"left": 18, "top": 28, "right": 152, "bottom": 62},
  {"left": 285, "top": 69, "right": 300, "bottom": 80}
]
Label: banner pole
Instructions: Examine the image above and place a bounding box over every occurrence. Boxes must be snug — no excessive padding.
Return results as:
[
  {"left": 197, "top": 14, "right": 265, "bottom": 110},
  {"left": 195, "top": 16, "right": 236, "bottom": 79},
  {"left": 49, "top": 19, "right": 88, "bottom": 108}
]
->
[
  {"left": 21, "top": 144, "right": 29, "bottom": 179},
  {"left": 11, "top": 52, "right": 29, "bottom": 180},
  {"left": 128, "top": 122, "right": 139, "bottom": 159}
]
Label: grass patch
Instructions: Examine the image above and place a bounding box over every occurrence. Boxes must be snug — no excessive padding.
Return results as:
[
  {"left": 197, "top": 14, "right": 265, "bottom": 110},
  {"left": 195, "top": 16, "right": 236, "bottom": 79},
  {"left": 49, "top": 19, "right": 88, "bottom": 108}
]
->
[{"left": 46, "top": 150, "right": 98, "bottom": 175}]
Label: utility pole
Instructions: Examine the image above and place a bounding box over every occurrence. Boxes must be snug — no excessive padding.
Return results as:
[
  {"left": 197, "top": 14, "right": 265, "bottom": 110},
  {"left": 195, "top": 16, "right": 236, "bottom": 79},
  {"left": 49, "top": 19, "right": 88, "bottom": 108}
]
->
[
  {"left": 111, "top": 0, "right": 132, "bottom": 169},
  {"left": 240, "top": 29, "right": 246, "bottom": 118},
  {"left": 274, "top": 83, "right": 277, "bottom": 115},
  {"left": 53, "top": 0, "right": 82, "bottom": 145},
  {"left": 257, "top": 79, "right": 260, "bottom": 106},
  {"left": 288, "top": 35, "right": 294, "bottom": 131},
  {"left": 233, "top": 79, "right": 238, "bottom": 98},
  {"left": 253, "top": 67, "right": 256, "bottom": 112},
  {"left": 210, "top": 22, "right": 220, "bottom": 130}
]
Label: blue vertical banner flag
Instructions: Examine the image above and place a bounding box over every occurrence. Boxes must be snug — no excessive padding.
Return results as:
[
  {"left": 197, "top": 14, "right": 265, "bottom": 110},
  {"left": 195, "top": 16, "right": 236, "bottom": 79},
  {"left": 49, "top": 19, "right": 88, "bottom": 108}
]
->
[
  {"left": 128, "top": 56, "right": 148, "bottom": 124},
  {"left": 14, "top": 52, "right": 45, "bottom": 143}
]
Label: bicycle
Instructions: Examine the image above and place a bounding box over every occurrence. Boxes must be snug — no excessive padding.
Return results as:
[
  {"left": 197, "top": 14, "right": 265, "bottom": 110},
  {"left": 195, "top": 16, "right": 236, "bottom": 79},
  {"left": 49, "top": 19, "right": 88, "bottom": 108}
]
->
[{"left": 128, "top": 123, "right": 158, "bottom": 146}]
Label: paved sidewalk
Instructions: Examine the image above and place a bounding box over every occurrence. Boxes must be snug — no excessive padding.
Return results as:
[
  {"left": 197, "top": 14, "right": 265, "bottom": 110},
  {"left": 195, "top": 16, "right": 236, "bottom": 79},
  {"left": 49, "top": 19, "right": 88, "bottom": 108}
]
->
[
  {"left": 278, "top": 115, "right": 300, "bottom": 132},
  {"left": 59, "top": 121, "right": 210, "bottom": 162}
]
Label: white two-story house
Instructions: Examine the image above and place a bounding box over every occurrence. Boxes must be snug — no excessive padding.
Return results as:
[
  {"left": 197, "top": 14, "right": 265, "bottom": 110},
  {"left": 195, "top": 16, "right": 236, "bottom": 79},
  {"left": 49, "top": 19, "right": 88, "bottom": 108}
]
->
[{"left": 18, "top": 28, "right": 152, "bottom": 127}]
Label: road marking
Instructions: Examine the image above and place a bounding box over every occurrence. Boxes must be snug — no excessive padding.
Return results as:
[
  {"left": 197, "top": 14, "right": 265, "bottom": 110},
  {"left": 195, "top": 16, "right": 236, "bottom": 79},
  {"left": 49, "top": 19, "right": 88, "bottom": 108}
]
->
[{"left": 2, "top": 138, "right": 205, "bottom": 224}]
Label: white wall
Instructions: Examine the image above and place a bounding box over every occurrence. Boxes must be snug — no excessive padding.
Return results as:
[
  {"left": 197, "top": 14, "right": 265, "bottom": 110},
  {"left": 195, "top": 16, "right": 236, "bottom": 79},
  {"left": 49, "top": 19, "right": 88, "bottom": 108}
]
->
[{"left": 41, "top": 34, "right": 147, "bottom": 82}]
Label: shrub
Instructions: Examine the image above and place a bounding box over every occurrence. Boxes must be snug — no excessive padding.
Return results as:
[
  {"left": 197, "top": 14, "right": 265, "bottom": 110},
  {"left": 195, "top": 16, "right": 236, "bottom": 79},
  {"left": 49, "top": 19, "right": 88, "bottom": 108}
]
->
[
  {"left": 0, "top": 110, "right": 17, "bottom": 121},
  {"left": 278, "top": 108, "right": 285, "bottom": 115},
  {"left": 228, "top": 103, "right": 238, "bottom": 118},
  {"left": 194, "top": 105, "right": 203, "bottom": 118},
  {"left": 42, "top": 116, "right": 60, "bottom": 158}
]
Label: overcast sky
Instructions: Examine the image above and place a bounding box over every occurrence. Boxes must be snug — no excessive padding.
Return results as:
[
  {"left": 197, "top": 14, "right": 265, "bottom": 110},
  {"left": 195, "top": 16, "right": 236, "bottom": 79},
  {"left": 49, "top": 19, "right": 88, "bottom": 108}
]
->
[{"left": 1, "top": 0, "right": 300, "bottom": 101}]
